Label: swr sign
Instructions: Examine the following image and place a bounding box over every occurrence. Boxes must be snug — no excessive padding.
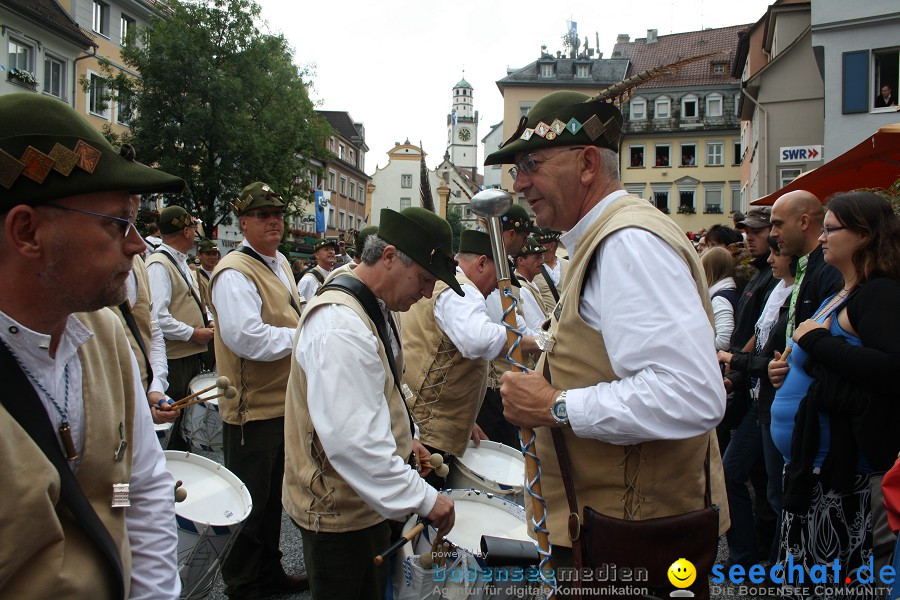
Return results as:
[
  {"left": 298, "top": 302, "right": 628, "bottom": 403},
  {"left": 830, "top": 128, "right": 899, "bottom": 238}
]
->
[{"left": 780, "top": 145, "right": 824, "bottom": 163}]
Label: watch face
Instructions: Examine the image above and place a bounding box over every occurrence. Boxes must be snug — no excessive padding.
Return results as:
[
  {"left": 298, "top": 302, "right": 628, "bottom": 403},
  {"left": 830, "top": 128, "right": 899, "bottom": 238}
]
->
[
  {"left": 458, "top": 128, "right": 471, "bottom": 142},
  {"left": 553, "top": 400, "right": 568, "bottom": 420}
]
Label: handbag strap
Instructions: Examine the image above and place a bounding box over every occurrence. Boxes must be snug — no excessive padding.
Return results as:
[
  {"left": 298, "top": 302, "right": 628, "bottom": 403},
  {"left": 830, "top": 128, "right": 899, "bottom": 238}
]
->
[
  {"left": 238, "top": 246, "right": 302, "bottom": 317},
  {"left": 0, "top": 343, "right": 125, "bottom": 599}
]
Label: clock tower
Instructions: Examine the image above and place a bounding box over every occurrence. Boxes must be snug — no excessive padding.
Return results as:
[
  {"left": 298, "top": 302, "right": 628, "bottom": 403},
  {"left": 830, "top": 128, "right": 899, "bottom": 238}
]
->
[{"left": 447, "top": 77, "right": 478, "bottom": 171}]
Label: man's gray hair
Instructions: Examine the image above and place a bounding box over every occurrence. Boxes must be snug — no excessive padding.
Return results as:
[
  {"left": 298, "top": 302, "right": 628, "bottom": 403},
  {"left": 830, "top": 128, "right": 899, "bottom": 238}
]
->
[
  {"left": 360, "top": 235, "right": 414, "bottom": 266},
  {"left": 597, "top": 147, "right": 620, "bottom": 181}
]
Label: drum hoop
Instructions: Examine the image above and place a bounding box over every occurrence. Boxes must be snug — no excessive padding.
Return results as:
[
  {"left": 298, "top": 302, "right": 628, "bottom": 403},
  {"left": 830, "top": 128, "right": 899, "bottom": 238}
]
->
[{"left": 163, "top": 450, "right": 252, "bottom": 525}]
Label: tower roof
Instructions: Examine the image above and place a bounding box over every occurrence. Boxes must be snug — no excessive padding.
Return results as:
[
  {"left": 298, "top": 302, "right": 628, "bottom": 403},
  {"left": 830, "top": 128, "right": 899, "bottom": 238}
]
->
[{"left": 454, "top": 78, "right": 473, "bottom": 90}]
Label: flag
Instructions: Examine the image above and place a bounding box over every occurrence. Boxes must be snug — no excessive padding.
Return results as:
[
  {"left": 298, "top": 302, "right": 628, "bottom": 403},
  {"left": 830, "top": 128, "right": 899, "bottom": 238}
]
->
[{"left": 314, "top": 190, "right": 330, "bottom": 233}]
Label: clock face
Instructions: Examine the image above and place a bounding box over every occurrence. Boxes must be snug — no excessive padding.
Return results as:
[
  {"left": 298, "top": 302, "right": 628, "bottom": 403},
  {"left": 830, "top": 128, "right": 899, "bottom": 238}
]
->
[{"left": 458, "top": 128, "right": 471, "bottom": 142}]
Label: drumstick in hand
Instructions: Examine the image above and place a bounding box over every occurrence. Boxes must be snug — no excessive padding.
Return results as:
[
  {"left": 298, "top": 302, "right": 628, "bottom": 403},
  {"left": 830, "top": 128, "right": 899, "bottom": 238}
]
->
[
  {"left": 173, "top": 376, "right": 230, "bottom": 406},
  {"left": 373, "top": 522, "right": 425, "bottom": 566},
  {"left": 171, "top": 386, "right": 237, "bottom": 410}
]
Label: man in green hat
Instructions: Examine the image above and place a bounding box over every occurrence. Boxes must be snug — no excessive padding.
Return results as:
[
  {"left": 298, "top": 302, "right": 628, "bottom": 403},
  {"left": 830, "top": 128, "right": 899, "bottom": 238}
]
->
[
  {"left": 146, "top": 204, "right": 214, "bottom": 450},
  {"left": 324, "top": 225, "right": 378, "bottom": 283},
  {"left": 207, "top": 181, "right": 307, "bottom": 598},
  {"left": 486, "top": 90, "right": 729, "bottom": 584},
  {"left": 297, "top": 238, "right": 337, "bottom": 303},
  {"left": 533, "top": 227, "right": 569, "bottom": 309},
  {"left": 0, "top": 93, "right": 183, "bottom": 598},
  {"left": 194, "top": 238, "right": 220, "bottom": 369},
  {"left": 284, "top": 207, "right": 459, "bottom": 599},
  {"left": 514, "top": 237, "right": 550, "bottom": 333},
  {"left": 400, "top": 229, "right": 537, "bottom": 485}
]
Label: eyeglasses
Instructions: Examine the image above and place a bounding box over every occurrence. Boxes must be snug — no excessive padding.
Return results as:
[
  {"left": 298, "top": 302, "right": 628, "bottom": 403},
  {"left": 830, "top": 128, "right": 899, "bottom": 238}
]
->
[
  {"left": 508, "top": 147, "right": 586, "bottom": 180},
  {"left": 43, "top": 202, "right": 138, "bottom": 239},
  {"left": 821, "top": 225, "right": 847, "bottom": 236},
  {"left": 245, "top": 209, "right": 284, "bottom": 220}
]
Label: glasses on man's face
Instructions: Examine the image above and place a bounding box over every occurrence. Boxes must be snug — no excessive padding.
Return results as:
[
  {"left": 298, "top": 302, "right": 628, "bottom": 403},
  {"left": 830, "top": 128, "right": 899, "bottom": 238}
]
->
[
  {"left": 508, "top": 147, "right": 586, "bottom": 180},
  {"left": 43, "top": 202, "right": 138, "bottom": 239},
  {"left": 821, "top": 225, "right": 847, "bottom": 237},
  {"left": 245, "top": 209, "right": 284, "bottom": 221}
]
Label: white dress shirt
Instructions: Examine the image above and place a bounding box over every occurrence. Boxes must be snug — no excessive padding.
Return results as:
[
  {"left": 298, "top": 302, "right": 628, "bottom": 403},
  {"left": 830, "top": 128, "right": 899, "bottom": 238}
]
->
[
  {"left": 210, "top": 240, "right": 297, "bottom": 362},
  {"left": 485, "top": 289, "right": 531, "bottom": 335},
  {"left": 708, "top": 277, "right": 737, "bottom": 351},
  {"left": 518, "top": 278, "right": 547, "bottom": 333},
  {"left": 297, "top": 265, "right": 331, "bottom": 303},
  {"left": 147, "top": 243, "right": 208, "bottom": 342},
  {"left": 434, "top": 276, "right": 507, "bottom": 360},
  {"left": 545, "top": 259, "right": 562, "bottom": 286},
  {"left": 0, "top": 311, "right": 180, "bottom": 599},
  {"left": 296, "top": 302, "right": 437, "bottom": 521},
  {"left": 126, "top": 271, "right": 168, "bottom": 395},
  {"left": 558, "top": 190, "right": 725, "bottom": 445}
]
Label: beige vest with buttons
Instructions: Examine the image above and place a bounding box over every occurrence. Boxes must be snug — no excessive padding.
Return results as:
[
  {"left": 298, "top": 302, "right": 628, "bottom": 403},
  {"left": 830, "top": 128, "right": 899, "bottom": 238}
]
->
[
  {"left": 284, "top": 286, "right": 413, "bottom": 533},
  {"left": 532, "top": 195, "right": 729, "bottom": 548},
  {"left": 401, "top": 274, "right": 489, "bottom": 457},
  {"left": 0, "top": 309, "right": 135, "bottom": 598},
  {"left": 145, "top": 251, "right": 207, "bottom": 359},
  {"left": 208, "top": 251, "right": 301, "bottom": 425},
  {"left": 119, "top": 255, "right": 154, "bottom": 390}
]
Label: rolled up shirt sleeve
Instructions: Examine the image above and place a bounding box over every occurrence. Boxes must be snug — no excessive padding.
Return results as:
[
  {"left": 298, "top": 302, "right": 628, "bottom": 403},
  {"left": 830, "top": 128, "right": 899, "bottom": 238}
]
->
[{"left": 434, "top": 283, "right": 508, "bottom": 360}]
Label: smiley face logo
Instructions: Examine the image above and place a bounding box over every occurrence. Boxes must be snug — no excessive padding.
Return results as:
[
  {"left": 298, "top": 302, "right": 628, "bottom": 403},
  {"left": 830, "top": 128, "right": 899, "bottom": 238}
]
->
[{"left": 667, "top": 558, "right": 696, "bottom": 588}]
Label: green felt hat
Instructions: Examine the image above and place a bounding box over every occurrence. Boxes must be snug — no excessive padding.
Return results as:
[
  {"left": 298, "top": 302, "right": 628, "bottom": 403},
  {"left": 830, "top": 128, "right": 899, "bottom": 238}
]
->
[
  {"left": 516, "top": 236, "right": 548, "bottom": 258},
  {"left": 534, "top": 227, "right": 562, "bottom": 244},
  {"left": 458, "top": 229, "right": 493, "bottom": 258},
  {"left": 197, "top": 238, "right": 219, "bottom": 253},
  {"left": 500, "top": 204, "right": 535, "bottom": 233},
  {"left": 0, "top": 93, "right": 184, "bottom": 208},
  {"left": 231, "top": 181, "right": 284, "bottom": 216},
  {"left": 158, "top": 205, "right": 193, "bottom": 234},
  {"left": 484, "top": 90, "right": 623, "bottom": 166},
  {"left": 355, "top": 225, "right": 378, "bottom": 253},
  {"left": 313, "top": 238, "right": 338, "bottom": 253},
  {"left": 377, "top": 208, "right": 462, "bottom": 295}
]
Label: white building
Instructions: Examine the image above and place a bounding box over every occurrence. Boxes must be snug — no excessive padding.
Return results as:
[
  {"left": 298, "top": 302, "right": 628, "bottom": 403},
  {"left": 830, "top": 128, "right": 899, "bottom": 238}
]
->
[
  {"left": 447, "top": 78, "right": 479, "bottom": 171},
  {"left": 481, "top": 122, "right": 504, "bottom": 190}
]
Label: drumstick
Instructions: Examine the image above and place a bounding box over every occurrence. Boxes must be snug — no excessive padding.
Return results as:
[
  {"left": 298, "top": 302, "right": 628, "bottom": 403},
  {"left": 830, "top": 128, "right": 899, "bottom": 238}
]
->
[
  {"left": 173, "top": 376, "right": 230, "bottom": 406},
  {"left": 373, "top": 522, "right": 425, "bottom": 566},
  {"left": 174, "top": 480, "right": 187, "bottom": 503},
  {"left": 170, "top": 386, "right": 237, "bottom": 409},
  {"left": 419, "top": 532, "right": 444, "bottom": 569}
]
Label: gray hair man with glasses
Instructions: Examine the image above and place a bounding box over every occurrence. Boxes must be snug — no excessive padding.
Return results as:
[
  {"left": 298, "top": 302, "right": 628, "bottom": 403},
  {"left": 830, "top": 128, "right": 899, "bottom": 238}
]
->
[
  {"left": 484, "top": 90, "right": 730, "bottom": 592},
  {"left": 207, "top": 181, "right": 308, "bottom": 598}
]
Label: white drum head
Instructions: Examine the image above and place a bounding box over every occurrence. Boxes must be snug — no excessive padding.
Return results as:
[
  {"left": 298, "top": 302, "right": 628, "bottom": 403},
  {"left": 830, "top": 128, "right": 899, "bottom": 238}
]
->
[
  {"left": 164, "top": 451, "right": 251, "bottom": 526},
  {"left": 188, "top": 373, "right": 220, "bottom": 402},
  {"left": 433, "top": 489, "right": 530, "bottom": 555},
  {"left": 457, "top": 441, "right": 524, "bottom": 488}
]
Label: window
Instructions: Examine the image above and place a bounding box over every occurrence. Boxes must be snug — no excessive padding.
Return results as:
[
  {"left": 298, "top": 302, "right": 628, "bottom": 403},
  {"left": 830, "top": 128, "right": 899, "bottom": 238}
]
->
[
  {"left": 339, "top": 144, "right": 345, "bottom": 160},
  {"left": 401, "top": 174, "right": 412, "bottom": 188},
  {"left": 629, "top": 145, "right": 644, "bottom": 168},
  {"left": 706, "top": 142, "right": 724, "bottom": 166},
  {"left": 704, "top": 187, "right": 723, "bottom": 214},
  {"left": 842, "top": 50, "right": 870, "bottom": 114},
  {"left": 680, "top": 144, "right": 696, "bottom": 167},
  {"left": 652, "top": 189, "right": 670, "bottom": 213},
  {"left": 733, "top": 141, "right": 742, "bottom": 166},
  {"left": 357, "top": 217, "right": 363, "bottom": 230},
  {"left": 654, "top": 145, "right": 670, "bottom": 167},
  {"left": 540, "top": 63, "right": 555, "bottom": 78},
  {"left": 328, "top": 170, "right": 336, "bottom": 191},
  {"left": 625, "top": 184, "right": 646, "bottom": 198},
  {"left": 780, "top": 168, "right": 803, "bottom": 188},
  {"left": 730, "top": 182, "right": 741, "bottom": 213},
  {"left": 329, "top": 138, "right": 335, "bottom": 152},
  {"left": 8, "top": 38, "right": 33, "bottom": 73},
  {"left": 712, "top": 63, "right": 726, "bottom": 75},
  {"left": 43, "top": 55, "right": 66, "bottom": 98},
  {"left": 681, "top": 95, "right": 698, "bottom": 119},
  {"left": 339, "top": 176, "right": 347, "bottom": 196},
  {"left": 654, "top": 96, "right": 671, "bottom": 119},
  {"left": 88, "top": 73, "right": 109, "bottom": 118},
  {"left": 116, "top": 89, "right": 136, "bottom": 125},
  {"left": 735, "top": 94, "right": 741, "bottom": 116},
  {"left": 630, "top": 98, "right": 646, "bottom": 120},
  {"left": 349, "top": 181, "right": 356, "bottom": 201},
  {"left": 679, "top": 190, "right": 695, "bottom": 212},
  {"left": 339, "top": 210, "right": 345, "bottom": 230},
  {"left": 327, "top": 207, "right": 335, "bottom": 228},
  {"left": 576, "top": 64, "right": 590, "bottom": 78},
  {"left": 706, "top": 94, "right": 723, "bottom": 117},
  {"left": 92, "top": 1, "right": 109, "bottom": 35},
  {"left": 400, "top": 197, "right": 411, "bottom": 210},
  {"left": 873, "top": 49, "right": 899, "bottom": 109},
  {"left": 120, "top": 14, "right": 135, "bottom": 46}
]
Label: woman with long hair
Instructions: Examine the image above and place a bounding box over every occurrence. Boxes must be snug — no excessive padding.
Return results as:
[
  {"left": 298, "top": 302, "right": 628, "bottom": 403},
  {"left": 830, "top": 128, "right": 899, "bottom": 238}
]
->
[
  {"left": 702, "top": 246, "right": 738, "bottom": 351},
  {"left": 768, "top": 191, "right": 900, "bottom": 593}
]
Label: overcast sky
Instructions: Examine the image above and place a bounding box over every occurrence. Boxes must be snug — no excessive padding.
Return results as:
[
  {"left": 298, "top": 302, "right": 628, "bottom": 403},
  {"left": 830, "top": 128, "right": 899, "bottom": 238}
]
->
[{"left": 257, "top": 0, "right": 774, "bottom": 175}]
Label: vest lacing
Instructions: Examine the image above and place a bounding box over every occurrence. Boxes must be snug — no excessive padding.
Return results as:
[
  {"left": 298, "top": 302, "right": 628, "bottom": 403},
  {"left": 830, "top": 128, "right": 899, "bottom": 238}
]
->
[
  {"left": 306, "top": 436, "right": 338, "bottom": 531},
  {"left": 410, "top": 335, "right": 456, "bottom": 437},
  {"left": 621, "top": 445, "right": 646, "bottom": 520}
]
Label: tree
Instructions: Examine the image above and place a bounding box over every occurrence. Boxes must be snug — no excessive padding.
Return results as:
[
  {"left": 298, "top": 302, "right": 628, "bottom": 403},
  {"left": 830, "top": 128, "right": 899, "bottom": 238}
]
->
[
  {"left": 446, "top": 205, "right": 464, "bottom": 253},
  {"left": 102, "top": 0, "right": 330, "bottom": 233}
]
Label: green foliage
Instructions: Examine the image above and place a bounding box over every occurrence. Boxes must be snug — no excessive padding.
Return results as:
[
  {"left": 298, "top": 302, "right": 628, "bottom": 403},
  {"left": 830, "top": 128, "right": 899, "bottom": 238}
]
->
[
  {"left": 98, "top": 0, "right": 331, "bottom": 233},
  {"left": 446, "top": 205, "right": 464, "bottom": 253},
  {"left": 858, "top": 177, "right": 900, "bottom": 217}
]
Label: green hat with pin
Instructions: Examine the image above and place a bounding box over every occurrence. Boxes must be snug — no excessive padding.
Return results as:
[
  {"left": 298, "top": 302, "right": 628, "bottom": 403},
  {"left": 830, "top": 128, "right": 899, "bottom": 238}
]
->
[
  {"left": 231, "top": 181, "right": 284, "bottom": 216},
  {"left": 158, "top": 205, "right": 193, "bottom": 234},
  {"left": 516, "top": 236, "right": 548, "bottom": 258}
]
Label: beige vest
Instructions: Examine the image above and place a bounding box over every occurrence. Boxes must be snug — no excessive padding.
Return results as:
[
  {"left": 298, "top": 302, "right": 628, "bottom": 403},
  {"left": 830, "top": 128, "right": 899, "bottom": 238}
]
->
[
  {"left": 119, "top": 255, "right": 154, "bottom": 390},
  {"left": 209, "top": 251, "right": 301, "bottom": 424},
  {"left": 532, "top": 195, "right": 729, "bottom": 547},
  {"left": 0, "top": 309, "right": 135, "bottom": 598},
  {"left": 284, "top": 286, "right": 413, "bottom": 533},
  {"left": 536, "top": 257, "right": 569, "bottom": 311},
  {"left": 195, "top": 268, "right": 212, "bottom": 316},
  {"left": 401, "top": 274, "right": 489, "bottom": 457},
  {"left": 145, "top": 251, "right": 207, "bottom": 359}
]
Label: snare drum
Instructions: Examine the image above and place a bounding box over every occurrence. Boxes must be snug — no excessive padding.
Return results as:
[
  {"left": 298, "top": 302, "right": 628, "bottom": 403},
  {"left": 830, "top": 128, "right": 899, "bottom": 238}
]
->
[
  {"left": 182, "top": 372, "right": 223, "bottom": 452},
  {"left": 164, "top": 451, "right": 252, "bottom": 600},
  {"left": 447, "top": 441, "right": 525, "bottom": 506},
  {"left": 154, "top": 422, "right": 173, "bottom": 449}
]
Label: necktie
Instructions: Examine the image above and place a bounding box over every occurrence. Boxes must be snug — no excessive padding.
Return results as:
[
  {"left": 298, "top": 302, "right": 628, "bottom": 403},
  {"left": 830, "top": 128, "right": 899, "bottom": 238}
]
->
[{"left": 785, "top": 253, "right": 808, "bottom": 343}]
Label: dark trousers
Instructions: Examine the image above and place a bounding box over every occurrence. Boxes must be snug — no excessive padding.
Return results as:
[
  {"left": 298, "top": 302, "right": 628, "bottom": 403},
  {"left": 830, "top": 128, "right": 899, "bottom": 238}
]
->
[
  {"left": 166, "top": 353, "right": 205, "bottom": 450},
  {"left": 476, "top": 387, "right": 520, "bottom": 450},
  {"left": 221, "top": 418, "right": 287, "bottom": 597},
  {"left": 300, "top": 521, "right": 391, "bottom": 600}
]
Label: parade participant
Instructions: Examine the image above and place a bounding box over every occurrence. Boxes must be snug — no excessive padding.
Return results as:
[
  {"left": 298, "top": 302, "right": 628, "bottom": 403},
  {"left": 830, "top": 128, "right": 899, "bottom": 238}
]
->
[
  {"left": 194, "top": 238, "right": 219, "bottom": 369},
  {"left": 401, "top": 230, "right": 534, "bottom": 484},
  {"left": 284, "top": 207, "right": 458, "bottom": 600},
  {"left": 514, "top": 236, "right": 550, "bottom": 332},
  {"left": 0, "top": 92, "right": 181, "bottom": 598},
  {"left": 146, "top": 205, "right": 213, "bottom": 450},
  {"left": 487, "top": 91, "right": 729, "bottom": 577},
  {"left": 208, "top": 182, "right": 306, "bottom": 598},
  {"left": 533, "top": 227, "right": 568, "bottom": 308},
  {"left": 326, "top": 225, "right": 377, "bottom": 282},
  {"left": 297, "top": 238, "right": 337, "bottom": 303},
  {"left": 144, "top": 221, "right": 162, "bottom": 251}
]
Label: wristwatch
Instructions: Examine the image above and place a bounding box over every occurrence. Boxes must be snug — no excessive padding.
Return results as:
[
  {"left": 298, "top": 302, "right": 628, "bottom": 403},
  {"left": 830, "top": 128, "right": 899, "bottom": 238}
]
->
[{"left": 551, "top": 391, "right": 569, "bottom": 427}]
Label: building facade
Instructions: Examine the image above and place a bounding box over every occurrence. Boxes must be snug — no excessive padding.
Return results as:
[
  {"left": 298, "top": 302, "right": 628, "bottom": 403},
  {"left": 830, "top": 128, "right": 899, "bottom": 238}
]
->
[
  {"left": 614, "top": 26, "right": 746, "bottom": 232},
  {"left": 448, "top": 78, "right": 478, "bottom": 171},
  {"left": 481, "top": 121, "right": 504, "bottom": 190}
]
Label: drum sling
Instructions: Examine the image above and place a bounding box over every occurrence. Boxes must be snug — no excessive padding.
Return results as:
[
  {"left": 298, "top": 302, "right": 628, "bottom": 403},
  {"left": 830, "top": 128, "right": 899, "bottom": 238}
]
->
[{"left": 0, "top": 344, "right": 125, "bottom": 600}]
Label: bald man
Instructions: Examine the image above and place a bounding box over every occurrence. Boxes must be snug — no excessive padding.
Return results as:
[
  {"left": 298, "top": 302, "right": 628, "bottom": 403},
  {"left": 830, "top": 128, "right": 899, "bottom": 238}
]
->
[{"left": 769, "top": 190, "right": 841, "bottom": 342}]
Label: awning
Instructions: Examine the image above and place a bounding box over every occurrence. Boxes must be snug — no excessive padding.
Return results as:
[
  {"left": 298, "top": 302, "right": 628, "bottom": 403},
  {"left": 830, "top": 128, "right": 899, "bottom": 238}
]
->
[{"left": 752, "top": 122, "right": 900, "bottom": 205}]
